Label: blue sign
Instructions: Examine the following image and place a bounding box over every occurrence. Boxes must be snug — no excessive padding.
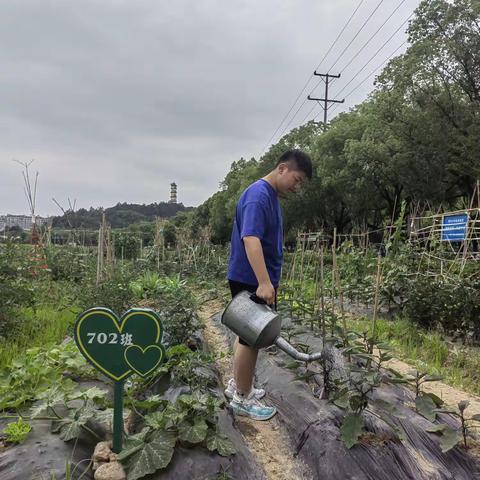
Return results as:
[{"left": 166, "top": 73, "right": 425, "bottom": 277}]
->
[{"left": 441, "top": 214, "right": 469, "bottom": 241}]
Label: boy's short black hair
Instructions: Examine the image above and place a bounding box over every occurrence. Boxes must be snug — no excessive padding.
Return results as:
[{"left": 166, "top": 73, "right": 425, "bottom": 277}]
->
[{"left": 276, "top": 149, "right": 313, "bottom": 179}]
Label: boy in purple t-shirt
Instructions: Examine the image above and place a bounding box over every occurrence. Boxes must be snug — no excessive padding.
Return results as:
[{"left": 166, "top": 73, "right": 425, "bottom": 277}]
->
[{"left": 225, "top": 149, "right": 312, "bottom": 421}]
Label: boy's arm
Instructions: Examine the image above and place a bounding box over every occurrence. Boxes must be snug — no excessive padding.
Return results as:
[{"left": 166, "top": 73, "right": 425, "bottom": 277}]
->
[{"left": 243, "top": 236, "right": 275, "bottom": 305}]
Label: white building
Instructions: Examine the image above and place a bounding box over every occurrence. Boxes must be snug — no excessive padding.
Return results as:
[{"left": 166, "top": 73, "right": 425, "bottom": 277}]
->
[{"left": 0, "top": 214, "right": 50, "bottom": 232}]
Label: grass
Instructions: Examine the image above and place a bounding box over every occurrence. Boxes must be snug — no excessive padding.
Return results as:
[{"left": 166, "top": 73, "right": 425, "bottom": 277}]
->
[
  {"left": 0, "top": 306, "right": 77, "bottom": 366},
  {"left": 346, "top": 314, "right": 480, "bottom": 396}
]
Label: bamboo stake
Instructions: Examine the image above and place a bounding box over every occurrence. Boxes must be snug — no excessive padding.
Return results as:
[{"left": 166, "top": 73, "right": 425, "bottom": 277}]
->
[
  {"left": 332, "top": 228, "right": 347, "bottom": 345},
  {"left": 330, "top": 228, "right": 337, "bottom": 336},
  {"left": 319, "top": 245, "right": 326, "bottom": 342},
  {"left": 370, "top": 255, "right": 383, "bottom": 346}
]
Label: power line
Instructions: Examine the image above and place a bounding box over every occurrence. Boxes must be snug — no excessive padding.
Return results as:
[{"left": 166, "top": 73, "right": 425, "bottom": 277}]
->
[
  {"left": 257, "top": 0, "right": 366, "bottom": 157},
  {"left": 313, "top": 0, "right": 366, "bottom": 73},
  {"left": 343, "top": 41, "right": 407, "bottom": 99},
  {"left": 319, "top": 40, "right": 408, "bottom": 121},
  {"left": 277, "top": 96, "right": 310, "bottom": 139},
  {"left": 297, "top": 102, "right": 318, "bottom": 127},
  {"left": 333, "top": 12, "right": 414, "bottom": 100},
  {"left": 339, "top": 0, "right": 407, "bottom": 74},
  {"left": 327, "top": 0, "right": 385, "bottom": 73},
  {"left": 275, "top": 0, "right": 389, "bottom": 142}
]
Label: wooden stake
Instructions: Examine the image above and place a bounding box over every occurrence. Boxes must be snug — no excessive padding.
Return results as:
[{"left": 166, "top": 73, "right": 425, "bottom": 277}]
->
[
  {"left": 370, "top": 255, "right": 382, "bottom": 345},
  {"left": 319, "top": 245, "right": 326, "bottom": 342},
  {"left": 330, "top": 228, "right": 337, "bottom": 335}
]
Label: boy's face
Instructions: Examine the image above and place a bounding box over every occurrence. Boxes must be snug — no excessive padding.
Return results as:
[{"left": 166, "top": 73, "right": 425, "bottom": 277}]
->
[{"left": 276, "top": 164, "right": 307, "bottom": 195}]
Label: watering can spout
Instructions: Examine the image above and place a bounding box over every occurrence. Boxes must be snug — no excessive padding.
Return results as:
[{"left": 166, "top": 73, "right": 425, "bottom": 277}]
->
[{"left": 274, "top": 336, "right": 323, "bottom": 362}]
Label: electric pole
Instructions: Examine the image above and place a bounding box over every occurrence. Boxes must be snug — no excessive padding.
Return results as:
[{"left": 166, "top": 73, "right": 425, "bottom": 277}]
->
[{"left": 308, "top": 71, "right": 345, "bottom": 130}]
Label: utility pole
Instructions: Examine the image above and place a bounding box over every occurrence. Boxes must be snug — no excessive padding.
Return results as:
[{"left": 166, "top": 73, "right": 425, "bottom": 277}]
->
[{"left": 308, "top": 71, "right": 345, "bottom": 130}]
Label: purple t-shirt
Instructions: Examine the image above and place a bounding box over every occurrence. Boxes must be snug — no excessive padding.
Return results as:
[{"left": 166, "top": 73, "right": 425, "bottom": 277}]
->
[{"left": 227, "top": 179, "right": 283, "bottom": 287}]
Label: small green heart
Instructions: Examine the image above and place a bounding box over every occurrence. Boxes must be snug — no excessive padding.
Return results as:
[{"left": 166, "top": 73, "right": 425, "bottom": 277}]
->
[
  {"left": 124, "top": 344, "right": 165, "bottom": 377},
  {"left": 74, "top": 307, "right": 165, "bottom": 381}
]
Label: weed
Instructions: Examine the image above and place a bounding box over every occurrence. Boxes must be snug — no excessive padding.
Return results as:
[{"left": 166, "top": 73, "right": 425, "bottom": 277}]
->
[{"left": 2, "top": 416, "right": 31, "bottom": 444}]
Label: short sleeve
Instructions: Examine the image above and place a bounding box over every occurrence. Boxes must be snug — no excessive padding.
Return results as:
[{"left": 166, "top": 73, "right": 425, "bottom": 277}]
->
[{"left": 240, "top": 201, "right": 267, "bottom": 240}]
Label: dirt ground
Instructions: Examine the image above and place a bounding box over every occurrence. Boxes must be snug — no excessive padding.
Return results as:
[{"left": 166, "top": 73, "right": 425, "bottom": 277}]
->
[
  {"left": 384, "top": 354, "right": 480, "bottom": 417},
  {"left": 198, "top": 299, "right": 308, "bottom": 480}
]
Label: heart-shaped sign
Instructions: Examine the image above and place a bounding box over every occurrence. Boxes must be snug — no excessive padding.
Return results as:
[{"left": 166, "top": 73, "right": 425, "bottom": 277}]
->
[
  {"left": 124, "top": 345, "right": 165, "bottom": 377},
  {"left": 74, "top": 307, "right": 166, "bottom": 381}
]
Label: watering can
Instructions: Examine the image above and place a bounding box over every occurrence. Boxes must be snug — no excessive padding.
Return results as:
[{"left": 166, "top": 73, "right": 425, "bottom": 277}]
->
[{"left": 221, "top": 290, "right": 324, "bottom": 362}]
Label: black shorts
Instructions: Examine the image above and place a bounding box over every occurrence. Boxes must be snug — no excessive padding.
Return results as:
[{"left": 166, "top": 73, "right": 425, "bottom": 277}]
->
[{"left": 228, "top": 280, "right": 277, "bottom": 346}]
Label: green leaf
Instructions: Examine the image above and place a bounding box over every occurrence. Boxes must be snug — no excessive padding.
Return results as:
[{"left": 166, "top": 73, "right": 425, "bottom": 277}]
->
[
  {"left": 178, "top": 418, "right": 208, "bottom": 444},
  {"left": 30, "top": 401, "right": 50, "bottom": 419},
  {"left": 117, "top": 428, "right": 151, "bottom": 462},
  {"left": 94, "top": 407, "right": 131, "bottom": 426},
  {"left": 416, "top": 394, "right": 437, "bottom": 422},
  {"left": 424, "top": 392, "right": 444, "bottom": 407},
  {"left": 379, "top": 354, "right": 393, "bottom": 362},
  {"left": 52, "top": 417, "right": 84, "bottom": 442},
  {"left": 206, "top": 431, "right": 236, "bottom": 457},
  {"left": 426, "top": 423, "right": 448, "bottom": 433},
  {"left": 470, "top": 414, "right": 480, "bottom": 422},
  {"left": 130, "top": 395, "right": 165, "bottom": 411},
  {"left": 372, "top": 398, "right": 407, "bottom": 419},
  {"left": 439, "top": 427, "right": 461, "bottom": 453},
  {"left": 333, "top": 393, "right": 350, "bottom": 409},
  {"left": 354, "top": 353, "right": 376, "bottom": 360},
  {"left": 423, "top": 374, "right": 444, "bottom": 382},
  {"left": 125, "top": 430, "right": 176, "bottom": 480},
  {"left": 285, "top": 361, "right": 302, "bottom": 370},
  {"left": 51, "top": 401, "right": 100, "bottom": 442},
  {"left": 340, "top": 413, "right": 364, "bottom": 449}
]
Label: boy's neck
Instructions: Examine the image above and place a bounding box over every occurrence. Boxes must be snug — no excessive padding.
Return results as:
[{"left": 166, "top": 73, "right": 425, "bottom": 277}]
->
[{"left": 262, "top": 172, "right": 278, "bottom": 193}]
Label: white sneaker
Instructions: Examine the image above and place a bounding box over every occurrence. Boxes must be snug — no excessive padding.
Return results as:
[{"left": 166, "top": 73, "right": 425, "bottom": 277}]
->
[
  {"left": 224, "top": 378, "right": 266, "bottom": 400},
  {"left": 230, "top": 391, "right": 277, "bottom": 421}
]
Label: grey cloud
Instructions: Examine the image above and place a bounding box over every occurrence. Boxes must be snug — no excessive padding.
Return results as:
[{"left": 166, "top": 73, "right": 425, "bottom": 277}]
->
[{"left": 0, "top": 0, "right": 420, "bottom": 215}]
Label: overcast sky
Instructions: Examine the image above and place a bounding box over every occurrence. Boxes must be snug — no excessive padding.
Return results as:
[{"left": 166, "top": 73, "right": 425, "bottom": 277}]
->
[{"left": 0, "top": 0, "right": 421, "bottom": 216}]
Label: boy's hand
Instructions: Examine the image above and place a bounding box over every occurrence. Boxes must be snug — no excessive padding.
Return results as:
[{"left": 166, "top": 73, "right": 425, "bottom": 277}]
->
[{"left": 256, "top": 281, "right": 275, "bottom": 306}]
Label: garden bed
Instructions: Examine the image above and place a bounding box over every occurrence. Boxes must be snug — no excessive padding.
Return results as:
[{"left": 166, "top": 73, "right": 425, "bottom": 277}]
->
[{"left": 212, "top": 312, "right": 480, "bottom": 480}]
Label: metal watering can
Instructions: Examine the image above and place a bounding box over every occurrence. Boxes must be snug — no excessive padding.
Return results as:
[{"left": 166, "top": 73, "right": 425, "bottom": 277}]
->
[{"left": 221, "top": 290, "right": 324, "bottom": 362}]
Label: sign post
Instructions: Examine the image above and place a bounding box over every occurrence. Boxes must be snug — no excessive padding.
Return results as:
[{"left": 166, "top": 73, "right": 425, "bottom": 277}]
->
[{"left": 73, "top": 308, "right": 166, "bottom": 453}]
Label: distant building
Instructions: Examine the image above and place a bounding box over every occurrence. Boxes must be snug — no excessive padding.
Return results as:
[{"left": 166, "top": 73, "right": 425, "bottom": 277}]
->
[
  {"left": 169, "top": 182, "right": 177, "bottom": 204},
  {"left": 0, "top": 214, "right": 50, "bottom": 232}
]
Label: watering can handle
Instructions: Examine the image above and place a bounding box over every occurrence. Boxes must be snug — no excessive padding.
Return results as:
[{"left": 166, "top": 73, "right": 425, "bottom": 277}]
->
[
  {"left": 249, "top": 293, "right": 273, "bottom": 310},
  {"left": 249, "top": 293, "right": 265, "bottom": 304}
]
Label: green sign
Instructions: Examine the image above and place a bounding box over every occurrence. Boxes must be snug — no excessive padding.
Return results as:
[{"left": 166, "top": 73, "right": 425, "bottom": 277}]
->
[
  {"left": 74, "top": 307, "right": 166, "bottom": 380},
  {"left": 74, "top": 307, "right": 167, "bottom": 453}
]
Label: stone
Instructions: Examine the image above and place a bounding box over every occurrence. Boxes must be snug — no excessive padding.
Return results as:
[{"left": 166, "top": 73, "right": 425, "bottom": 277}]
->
[
  {"left": 93, "top": 441, "right": 112, "bottom": 463},
  {"left": 94, "top": 461, "right": 127, "bottom": 480}
]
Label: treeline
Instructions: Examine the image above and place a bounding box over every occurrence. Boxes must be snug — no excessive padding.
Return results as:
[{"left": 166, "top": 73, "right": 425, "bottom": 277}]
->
[
  {"left": 52, "top": 202, "right": 192, "bottom": 229},
  {"left": 173, "top": 0, "right": 480, "bottom": 244}
]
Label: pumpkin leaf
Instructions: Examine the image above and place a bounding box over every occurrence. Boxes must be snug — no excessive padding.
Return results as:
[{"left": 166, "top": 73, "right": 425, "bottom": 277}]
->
[
  {"left": 178, "top": 418, "right": 208, "bottom": 444},
  {"left": 206, "top": 431, "right": 236, "bottom": 457},
  {"left": 124, "top": 429, "right": 176, "bottom": 480}
]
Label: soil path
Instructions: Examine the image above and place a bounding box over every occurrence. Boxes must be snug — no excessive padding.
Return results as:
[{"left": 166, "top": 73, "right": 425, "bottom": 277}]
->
[
  {"left": 382, "top": 352, "right": 480, "bottom": 417},
  {"left": 198, "top": 298, "right": 307, "bottom": 480}
]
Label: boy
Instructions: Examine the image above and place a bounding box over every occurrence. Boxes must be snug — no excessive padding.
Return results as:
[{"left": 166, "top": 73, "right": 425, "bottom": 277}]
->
[{"left": 225, "top": 149, "right": 312, "bottom": 420}]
